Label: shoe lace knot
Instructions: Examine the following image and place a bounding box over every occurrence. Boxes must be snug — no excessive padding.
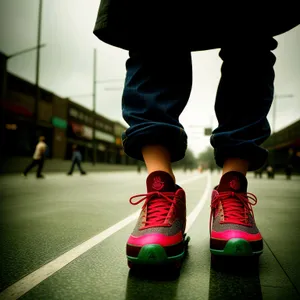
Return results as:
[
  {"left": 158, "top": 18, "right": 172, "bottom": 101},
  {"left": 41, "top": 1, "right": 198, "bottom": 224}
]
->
[
  {"left": 129, "top": 191, "right": 176, "bottom": 228},
  {"left": 210, "top": 190, "right": 257, "bottom": 227}
]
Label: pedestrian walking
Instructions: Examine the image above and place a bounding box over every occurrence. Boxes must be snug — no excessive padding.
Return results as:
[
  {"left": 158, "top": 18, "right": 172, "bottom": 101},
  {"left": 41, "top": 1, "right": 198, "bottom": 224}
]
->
[
  {"left": 136, "top": 160, "right": 142, "bottom": 173},
  {"left": 254, "top": 169, "right": 263, "bottom": 179},
  {"left": 285, "top": 164, "right": 293, "bottom": 180},
  {"left": 23, "top": 136, "right": 47, "bottom": 178},
  {"left": 67, "top": 144, "right": 86, "bottom": 175},
  {"left": 93, "top": 3, "right": 299, "bottom": 269},
  {"left": 285, "top": 148, "right": 294, "bottom": 180},
  {"left": 266, "top": 165, "right": 275, "bottom": 179}
]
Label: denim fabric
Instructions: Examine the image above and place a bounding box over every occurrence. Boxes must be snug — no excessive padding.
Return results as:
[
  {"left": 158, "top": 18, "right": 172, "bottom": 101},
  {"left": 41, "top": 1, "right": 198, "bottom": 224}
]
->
[
  {"left": 122, "top": 38, "right": 277, "bottom": 170},
  {"left": 121, "top": 50, "right": 192, "bottom": 162},
  {"left": 211, "top": 38, "right": 277, "bottom": 170},
  {"left": 72, "top": 151, "right": 82, "bottom": 162}
]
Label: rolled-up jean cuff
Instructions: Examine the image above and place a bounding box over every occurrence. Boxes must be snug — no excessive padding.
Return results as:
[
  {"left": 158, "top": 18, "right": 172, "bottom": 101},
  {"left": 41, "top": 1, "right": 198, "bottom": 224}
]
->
[
  {"left": 122, "top": 124, "right": 187, "bottom": 162},
  {"left": 214, "top": 144, "right": 268, "bottom": 171}
]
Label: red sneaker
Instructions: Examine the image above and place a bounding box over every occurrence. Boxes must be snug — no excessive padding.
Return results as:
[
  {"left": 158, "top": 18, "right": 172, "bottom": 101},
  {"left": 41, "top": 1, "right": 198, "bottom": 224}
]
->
[
  {"left": 126, "top": 171, "right": 188, "bottom": 268},
  {"left": 210, "top": 172, "right": 263, "bottom": 257}
]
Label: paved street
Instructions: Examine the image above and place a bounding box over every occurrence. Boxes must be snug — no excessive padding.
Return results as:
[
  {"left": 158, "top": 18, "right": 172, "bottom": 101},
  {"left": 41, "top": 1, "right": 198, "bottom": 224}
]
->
[{"left": 0, "top": 171, "right": 300, "bottom": 300}]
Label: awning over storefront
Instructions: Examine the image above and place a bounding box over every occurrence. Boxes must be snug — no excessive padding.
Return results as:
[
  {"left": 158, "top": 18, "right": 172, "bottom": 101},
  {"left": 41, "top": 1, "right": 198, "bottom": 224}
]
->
[{"left": 1, "top": 101, "right": 33, "bottom": 117}]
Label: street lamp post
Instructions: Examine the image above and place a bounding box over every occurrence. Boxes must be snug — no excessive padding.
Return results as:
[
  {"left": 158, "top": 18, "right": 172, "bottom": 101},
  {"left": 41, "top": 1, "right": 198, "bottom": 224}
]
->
[
  {"left": 92, "top": 49, "right": 97, "bottom": 165},
  {"left": 188, "top": 115, "right": 215, "bottom": 136},
  {"left": 92, "top": 48, "right": 124, "bottom": 164},
  {"left": 68, "top": 75, "right": 123, "bottom": 166},
  {"left": 34, "top": 0, "right": 43, "bottom": 137},
  {"left": 6, "top": 44, "right": 47, "bottom": 60},
  {"left": 70, "top": 48, "right": 124, "bottom": 165},
  {"left": 1, "top": 44, "right": 46, "bottom": 99},
  {"left": 272, "top": 94, "right": 294, "bottom": 133}
]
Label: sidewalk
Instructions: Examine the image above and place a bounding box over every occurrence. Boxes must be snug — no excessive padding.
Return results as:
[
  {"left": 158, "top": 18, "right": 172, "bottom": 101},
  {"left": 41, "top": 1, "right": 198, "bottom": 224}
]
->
[{"left": 0, "top": 156, "right": 137, "bottom": 174}]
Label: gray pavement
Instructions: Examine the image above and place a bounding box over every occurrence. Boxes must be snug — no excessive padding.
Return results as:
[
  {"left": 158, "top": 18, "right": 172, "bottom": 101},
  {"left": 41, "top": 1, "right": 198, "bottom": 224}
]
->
[
  {"left": 0, "top": 171, "right": 300, "bottom": 299},
  {"left": 0, "top": 156, "right": 137, "bottom": 174}
]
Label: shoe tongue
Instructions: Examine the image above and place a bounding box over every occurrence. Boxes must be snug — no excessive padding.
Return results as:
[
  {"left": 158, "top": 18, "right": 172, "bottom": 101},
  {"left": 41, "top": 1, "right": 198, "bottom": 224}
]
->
[
  {"left": 147, "top": 171, "right": 175, "bottom": 193},
  {"left": 218, "top": 171, "right": 247, "bottom": 193}
]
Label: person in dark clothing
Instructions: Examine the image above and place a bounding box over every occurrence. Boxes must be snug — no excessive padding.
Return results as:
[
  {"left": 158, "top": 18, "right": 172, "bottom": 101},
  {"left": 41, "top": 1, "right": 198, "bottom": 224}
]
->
[
  {"left": 93, "top": 2, "right": 300, "bottom": 269},
  {"left": 285, "top": 148, "right": 294, "bottom": 180},
  {"left": 136, "top": 160, "right": 142, "bottom": 173},
  {"left": 254, "top": 169, "right": 263, "bottom": 178},
  {"left": 285, "top": 164, "right": 293, "bottom": 180},
  {"left": 67, "top": 145, "right": 86, "bottom": 175},
  {"left": 266, "top": 165, "right": 275, "bottom": 179}
]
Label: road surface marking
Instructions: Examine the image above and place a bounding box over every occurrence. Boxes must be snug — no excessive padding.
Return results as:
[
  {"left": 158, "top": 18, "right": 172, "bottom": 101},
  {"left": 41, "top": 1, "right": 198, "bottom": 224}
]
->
[
  {"left": 186, "top": 171, "right": 211, "bottom": 231},
  {"left": 0, "top": 172, "right": 211, "bottom": 300}
]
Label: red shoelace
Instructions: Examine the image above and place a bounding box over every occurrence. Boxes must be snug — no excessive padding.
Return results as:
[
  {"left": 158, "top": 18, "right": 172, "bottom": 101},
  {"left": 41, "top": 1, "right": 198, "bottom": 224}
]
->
[
  {"left": 129, "top": 192, "right": 176, "bottom": 228},
  {"left": 210, "top": 191, "right": 258, "bottom": 229}
]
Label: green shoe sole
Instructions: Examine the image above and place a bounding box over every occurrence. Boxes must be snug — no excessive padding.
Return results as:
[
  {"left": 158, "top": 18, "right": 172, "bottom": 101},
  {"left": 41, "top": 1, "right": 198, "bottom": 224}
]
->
[
  {"left": 210, "top": 238, "right": 263, "bottom": 257},
  {"left": 127, "top": 235, "right": 190, "bottom": 269}
]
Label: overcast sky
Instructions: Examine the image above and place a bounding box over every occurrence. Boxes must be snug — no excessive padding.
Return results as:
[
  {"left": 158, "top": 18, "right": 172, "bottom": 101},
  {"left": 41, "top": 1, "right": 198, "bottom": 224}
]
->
[{"left": 1, "top": 0, "right": 300, "bottom": 156}]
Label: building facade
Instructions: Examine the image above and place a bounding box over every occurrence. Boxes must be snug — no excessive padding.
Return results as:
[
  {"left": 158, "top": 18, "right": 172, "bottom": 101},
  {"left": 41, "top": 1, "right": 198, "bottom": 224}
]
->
[
  {"left": 113, "top": 121, "right": 136, "bottom": 165},
  {"left": 66, "top": 100, "right": 117, "bottom": 163},
  {"left": 1, "top": 70, "right": 133, "bottom": 165},
  {"left": 262, "top": 119, "right": 300, "bottom": 173}
]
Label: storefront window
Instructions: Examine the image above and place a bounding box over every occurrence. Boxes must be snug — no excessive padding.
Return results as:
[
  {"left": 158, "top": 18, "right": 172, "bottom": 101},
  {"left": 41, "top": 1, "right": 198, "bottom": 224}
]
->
[{"left": 69, "top": 108, "right": 78, "bottom": 118}]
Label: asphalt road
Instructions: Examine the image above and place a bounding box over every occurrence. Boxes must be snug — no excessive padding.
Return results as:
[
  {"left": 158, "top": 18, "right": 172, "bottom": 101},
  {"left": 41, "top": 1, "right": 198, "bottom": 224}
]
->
[{"left": 0, "top": 171, "right": 300, "bottom": 300}]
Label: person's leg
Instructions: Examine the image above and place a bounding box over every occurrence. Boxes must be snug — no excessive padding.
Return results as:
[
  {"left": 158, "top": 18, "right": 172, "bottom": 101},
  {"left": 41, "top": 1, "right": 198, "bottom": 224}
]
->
[
  {"left": 222, "top": 158, "right": 249, "bottom": 176},
  {"left": 23, "top": 160, "right": 38, "bottom": 175},
  {"left": 76, "top": 160, "right": 86, "bottom": 174},
  {"left": 142, "top": 145, "right": 174, "bottom": 181},
  {"left": 36, "top": 158, "right": 44, "bottom": 178},
  {"left": 209, "top": 36, "right": 277, "bottom": 258},
  {"left": 68, "top": 160, "right": 76, "bottom": 175},
  {"left": 211, "top": 36, "right": 277, "bottom": 172},
  {"left": 122, "top": 49, "right": 192, "bottom": 178},
  {"left": 122, "top": 49, "right": 192, "bottom": 268}
]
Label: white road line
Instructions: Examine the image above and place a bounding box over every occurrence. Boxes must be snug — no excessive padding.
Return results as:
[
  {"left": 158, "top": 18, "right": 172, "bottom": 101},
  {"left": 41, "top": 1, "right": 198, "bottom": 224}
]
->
[
  {"left": 186, "top": 171, "right": 211, "bottom": 232},
  {"left": 177, "top": 172, "right": 207, "bottom": 185},
  {"left": 0, "top": 211, "right": 140, "bottom": 300},
  {"left": 0, "top": 172, "right": 211, "bottom": 300}
]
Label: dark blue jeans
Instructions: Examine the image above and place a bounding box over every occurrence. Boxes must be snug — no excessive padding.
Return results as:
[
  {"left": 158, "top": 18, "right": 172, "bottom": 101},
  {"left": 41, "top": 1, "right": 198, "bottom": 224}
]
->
[
  {"left": 121, "top": 37, "right": 277, "bottom": 171},
  {"left": 68, "top": 158, "right": 84, "bottom": 174}
]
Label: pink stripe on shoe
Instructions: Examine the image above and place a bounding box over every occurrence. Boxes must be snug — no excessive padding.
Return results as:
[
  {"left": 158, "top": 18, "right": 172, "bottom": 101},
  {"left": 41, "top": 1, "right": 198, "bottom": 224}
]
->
[
  {"left": 211, "top": 230, "right": 262, "bottom": 241},
  {"left": 127, "top": 232, "right": 183, "bottom": 247}
]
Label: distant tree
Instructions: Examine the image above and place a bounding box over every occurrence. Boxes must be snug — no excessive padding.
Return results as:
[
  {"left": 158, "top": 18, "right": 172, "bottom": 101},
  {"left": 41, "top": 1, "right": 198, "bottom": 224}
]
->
[
  {"left": 197, "top": 146, "right": 218, "bottom": 171},
  {"left": 172, "top": 148, "right": 198, "bottom": 170}
]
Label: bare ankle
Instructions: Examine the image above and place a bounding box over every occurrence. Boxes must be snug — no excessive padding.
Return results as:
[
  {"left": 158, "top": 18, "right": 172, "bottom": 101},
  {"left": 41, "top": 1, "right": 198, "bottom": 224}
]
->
[
  {"left": 222, "top": 158, "right": 249, "bottom": 176},
  {"left": 142, "top": 145, "right": 175, "bottom": 182}
]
